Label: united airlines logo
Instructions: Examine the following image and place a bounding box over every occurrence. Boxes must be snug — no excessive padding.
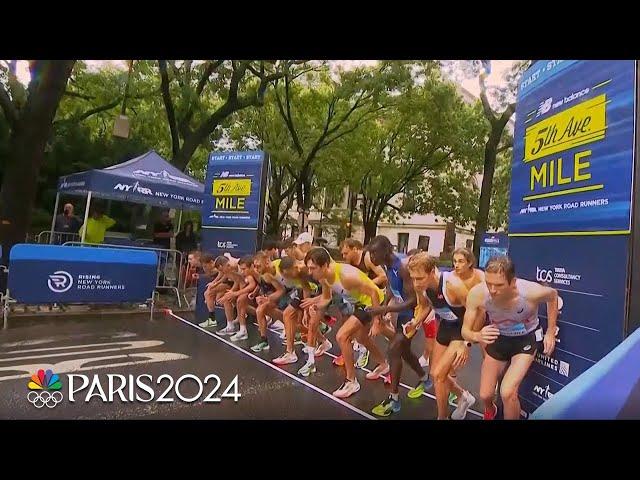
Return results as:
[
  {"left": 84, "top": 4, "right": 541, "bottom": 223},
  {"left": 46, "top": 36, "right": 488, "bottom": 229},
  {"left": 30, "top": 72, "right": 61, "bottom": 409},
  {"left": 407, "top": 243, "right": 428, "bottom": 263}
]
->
[{"left": 48, "top": 271, "right": 73, "bottom": 293}]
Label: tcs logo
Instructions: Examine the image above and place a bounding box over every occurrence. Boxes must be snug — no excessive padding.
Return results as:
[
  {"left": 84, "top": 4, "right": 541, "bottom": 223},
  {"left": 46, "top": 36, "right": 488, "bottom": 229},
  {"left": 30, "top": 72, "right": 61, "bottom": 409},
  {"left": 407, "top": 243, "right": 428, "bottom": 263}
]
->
[{"left": 536, "top": 267, "right": 553, "bottom": 283}]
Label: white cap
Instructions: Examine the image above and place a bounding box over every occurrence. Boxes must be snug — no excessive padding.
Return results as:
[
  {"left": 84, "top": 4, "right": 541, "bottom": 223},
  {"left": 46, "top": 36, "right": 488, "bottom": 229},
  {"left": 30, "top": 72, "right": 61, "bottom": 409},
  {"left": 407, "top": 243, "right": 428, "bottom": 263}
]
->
[{"left": 293, "top": 232, "right": 313, "bottom": 245}]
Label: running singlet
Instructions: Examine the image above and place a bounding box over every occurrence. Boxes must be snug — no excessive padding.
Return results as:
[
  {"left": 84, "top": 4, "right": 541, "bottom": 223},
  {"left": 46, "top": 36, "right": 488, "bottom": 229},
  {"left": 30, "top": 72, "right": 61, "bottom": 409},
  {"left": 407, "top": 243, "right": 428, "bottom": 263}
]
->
[
  {"left": 356, "top": 250, "right": 378, "bottom": 281},
  {"left": 329, "top": 263, "right": 384, "bottom": 307},
  {"left": 482, "top": 279, "right": 539, "bottom": 336},
  {"left": 271, "top": 259, "right": 318, "bottom": 293},
  {"left": 426, "top": 271, "right": 466, "bottom": 322},
  {"left": 385, "top": 254, "right": 412, "bottom": 319}
]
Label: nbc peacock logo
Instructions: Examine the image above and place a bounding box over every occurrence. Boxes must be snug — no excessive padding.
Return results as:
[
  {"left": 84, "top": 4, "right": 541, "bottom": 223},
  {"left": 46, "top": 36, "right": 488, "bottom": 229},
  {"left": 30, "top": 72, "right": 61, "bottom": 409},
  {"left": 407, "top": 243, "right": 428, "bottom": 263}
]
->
[{"left": 27, "top": 369, "right": 63, "bottom": 409}]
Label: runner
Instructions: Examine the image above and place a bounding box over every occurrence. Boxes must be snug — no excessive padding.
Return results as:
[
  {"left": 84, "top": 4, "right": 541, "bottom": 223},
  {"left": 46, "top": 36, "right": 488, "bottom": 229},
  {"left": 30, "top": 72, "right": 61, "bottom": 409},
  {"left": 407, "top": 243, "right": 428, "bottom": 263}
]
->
[
  {"left": 366, "top": 236, "right": 431, "bottom": 417},
  {"left": 301, "top": 247, "right": 388, "bottom": 398},
  {"left": 218, "top": 255, "right": 258, "bottom": 342},
  {"left": 198, "top": 254, "right": 232, "bottom": 328},
  {"left": 412, "top": 249, "right": 483, "bottom": 420},
  {"left": 250, "top": 252, "right": 289, "bottom": 353},
  {"left": 462, "top": 255, "right": 558, "bottom": 420},
  {"left": 336, "top": 238, "right": 388, "bottom": 368},
  {"left": 212, "top": 256, "right": 247, "bottom": 336}
]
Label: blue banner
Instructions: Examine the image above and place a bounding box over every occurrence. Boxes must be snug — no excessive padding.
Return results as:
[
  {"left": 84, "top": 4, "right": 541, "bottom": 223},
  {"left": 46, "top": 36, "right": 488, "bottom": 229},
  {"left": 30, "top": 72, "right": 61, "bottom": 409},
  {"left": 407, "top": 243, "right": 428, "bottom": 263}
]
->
[
  {"left": 510, "top": 60, "right": 636, "bottom": 235},
  {"left": 201, "top": 151, "right": 269, "bottom": 230},
  {"left": 8, "top": 245, "right": 157, "bottom": 304},
  {"left": 510, "top": 235, "right": 629, "bottom": 415},
  {"left": 200, "top": 229, "right": 258, "bottom": 259},
  {"left": 478, "top": 232, "right": 509, "bottom": 269},
  {"left": 508, "top": 60, "right": 637, "bottom": 418}
]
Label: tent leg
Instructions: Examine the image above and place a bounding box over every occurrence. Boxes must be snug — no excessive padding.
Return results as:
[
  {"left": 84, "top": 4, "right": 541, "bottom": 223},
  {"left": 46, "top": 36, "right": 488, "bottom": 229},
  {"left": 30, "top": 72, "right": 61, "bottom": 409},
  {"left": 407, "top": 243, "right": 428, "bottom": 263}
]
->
[
  {"left": 81, "top": 192, "right": 92, "bottom": 243},
  {"left": 49, "top": 192, "right": 60, "bottom": 244}
]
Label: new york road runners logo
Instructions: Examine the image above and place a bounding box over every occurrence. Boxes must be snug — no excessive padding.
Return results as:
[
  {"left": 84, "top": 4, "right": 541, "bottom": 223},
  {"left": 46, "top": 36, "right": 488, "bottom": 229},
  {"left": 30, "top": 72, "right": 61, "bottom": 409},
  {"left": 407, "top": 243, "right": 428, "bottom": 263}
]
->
[{"left": 27, "top": 369, "right": 63, "bottom": 409}]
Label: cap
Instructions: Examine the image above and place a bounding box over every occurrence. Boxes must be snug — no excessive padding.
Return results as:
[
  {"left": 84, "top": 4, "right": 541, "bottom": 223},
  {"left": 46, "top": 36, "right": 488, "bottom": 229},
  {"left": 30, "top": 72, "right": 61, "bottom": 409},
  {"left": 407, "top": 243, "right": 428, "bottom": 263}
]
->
[{"left": 293, "top": 232, "right": 313, "bottom": 245}]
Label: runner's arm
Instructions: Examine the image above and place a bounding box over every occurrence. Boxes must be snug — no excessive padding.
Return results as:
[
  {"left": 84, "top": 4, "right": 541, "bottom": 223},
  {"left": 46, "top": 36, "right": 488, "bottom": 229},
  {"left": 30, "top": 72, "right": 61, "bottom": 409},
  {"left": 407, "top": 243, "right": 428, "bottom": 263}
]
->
[
  {"left": 364, "top": 251, "right": 388, "bottom": 288},
  {"left": 461, "top": 285, "right": 489, "bottom": 343}
]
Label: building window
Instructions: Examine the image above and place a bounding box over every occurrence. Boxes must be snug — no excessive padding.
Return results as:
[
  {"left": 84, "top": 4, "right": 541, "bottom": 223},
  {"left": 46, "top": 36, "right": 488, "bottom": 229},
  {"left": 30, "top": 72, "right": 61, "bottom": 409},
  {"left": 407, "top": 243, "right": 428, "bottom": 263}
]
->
[
  {"left": 418, "top": 235, "right": 430, "bottom": 251},
  {"left": 466, "top": 239, "right": 473, "bottom": 249},
  {"left": 397, "top": 233, "right": 409, "bottom": 254}
]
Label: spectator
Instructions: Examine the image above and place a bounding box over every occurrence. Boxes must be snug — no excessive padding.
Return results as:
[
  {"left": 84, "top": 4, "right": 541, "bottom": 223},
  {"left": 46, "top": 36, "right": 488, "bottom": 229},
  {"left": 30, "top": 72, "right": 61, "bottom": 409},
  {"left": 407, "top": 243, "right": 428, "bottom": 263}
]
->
[
  {"left": 176, "top": 220, "right": 198, "bottom": 255},
  {"left": 79, "top": 205, "right": 115, "bottom": 244},
  {"left": 54, "top": 203, "right": 81, "bottom": 243},
  {"left": 153, "top": 210, "right": 174, "bottom": 250}
]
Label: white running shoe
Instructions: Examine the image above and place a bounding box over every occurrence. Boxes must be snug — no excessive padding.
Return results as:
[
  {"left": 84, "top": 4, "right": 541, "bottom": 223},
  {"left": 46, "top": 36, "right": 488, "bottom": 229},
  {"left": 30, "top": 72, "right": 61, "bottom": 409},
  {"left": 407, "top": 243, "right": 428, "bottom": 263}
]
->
[
  {"left": 365, "top": 363, "right": 390, "bottom": 380},
  {"left": 450, "top": 390, "right": 476, "bottom": 420},
  {"left": 230, "top": 330, "right": 249, "bottom": 342},
  {"left": 198, "top": 318, "right": 217, "bottom": 328},
  {"left": 333, "top": 379, "right": 361, "bottom": 398},
  {"left": 217, "top": 322, "right": 238, "bottom": 336},
  {"left": 314, "top": 339, "right": 333, "bottom": 357},
  {"left": 273, "top": 352, "right": 298, "bottom": 365}
]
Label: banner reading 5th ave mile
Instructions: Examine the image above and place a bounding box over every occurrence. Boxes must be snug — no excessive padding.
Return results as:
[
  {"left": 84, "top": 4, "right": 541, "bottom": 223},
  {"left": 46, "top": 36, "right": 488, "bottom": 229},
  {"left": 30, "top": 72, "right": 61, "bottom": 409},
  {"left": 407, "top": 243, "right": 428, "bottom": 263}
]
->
[
  {"left": 508, "top": 61, "right": 636, "bottom": 417},
  {"left": 196, "top": 151, "right": 270, "bottom": 321}
]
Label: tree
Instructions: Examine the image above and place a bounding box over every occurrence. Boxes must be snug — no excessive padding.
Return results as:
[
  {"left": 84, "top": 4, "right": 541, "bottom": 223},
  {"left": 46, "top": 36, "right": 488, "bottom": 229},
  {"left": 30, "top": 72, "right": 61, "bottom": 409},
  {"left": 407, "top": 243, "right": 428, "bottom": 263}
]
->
[
  {"left": 326, "top": 68, "right": 486, "bottom": 243},
  {"left": 273, "top": 61, "right": 413, "bottom": 231},
  {"left": 225, "top": 99, "right": 299, "bottom": 236},
  {"left": 0, "top": 60, "right": 76, "bottom": 258},
  {"left": 156, "top": 60, "right": 295, "bottom": 172},
  {"left": 441, "top": 60, "right": 529, "bottom": 258}
]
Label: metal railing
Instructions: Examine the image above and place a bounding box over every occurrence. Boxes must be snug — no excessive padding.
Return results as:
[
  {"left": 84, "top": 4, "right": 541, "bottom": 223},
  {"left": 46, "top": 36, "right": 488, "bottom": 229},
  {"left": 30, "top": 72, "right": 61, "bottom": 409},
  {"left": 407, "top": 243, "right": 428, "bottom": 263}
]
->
[
  {"left": 62, "top": 241, "right": 185, "bottom": 307},
  {"left": 36, "top": 231, "right": 81, "bottom": 245}
]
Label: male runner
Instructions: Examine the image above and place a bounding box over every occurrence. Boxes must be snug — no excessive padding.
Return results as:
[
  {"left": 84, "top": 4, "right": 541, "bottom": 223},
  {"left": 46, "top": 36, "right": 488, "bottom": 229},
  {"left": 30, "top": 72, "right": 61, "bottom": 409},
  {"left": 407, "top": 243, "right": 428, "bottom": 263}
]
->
[
  {"left": 213, "top": 256, "right": 246, "bottom": 336},
  {"left": 402, "top": 250, "right": 482, "bottom": 419},
  {"left": 301, "top": 248, "right": 388, "bottom": 398},
  {"left": 218, "top": 255, "right": 258, "bottom": 342},
  {"left": 198, "top": 255, "right": 231, "bottom": 328},
  {"left": 462, "top": 255, "right": 558, "bottom": 420},
  {"left": 367, "top": 236, "right": 431, "bottom": 416},
  {"left": 250, "top": 253, "right": 289, "bottom": 353}
]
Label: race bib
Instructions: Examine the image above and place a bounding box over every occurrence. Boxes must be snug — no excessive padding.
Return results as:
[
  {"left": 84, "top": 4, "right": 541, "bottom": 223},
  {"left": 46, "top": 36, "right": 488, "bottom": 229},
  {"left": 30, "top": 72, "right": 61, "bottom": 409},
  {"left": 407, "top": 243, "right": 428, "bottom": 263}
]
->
[
  {"left": 500, "top": 322, "right": 528, "bottom": 337},
  {"left": 435, "top": 306, "right": 458, "bottom": 322}
]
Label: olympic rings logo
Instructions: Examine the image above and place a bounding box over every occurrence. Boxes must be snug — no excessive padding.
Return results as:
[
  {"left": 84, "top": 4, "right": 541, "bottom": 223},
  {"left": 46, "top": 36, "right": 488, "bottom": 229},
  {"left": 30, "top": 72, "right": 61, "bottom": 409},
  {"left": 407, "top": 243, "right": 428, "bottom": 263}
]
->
[{"left": 27, "top": 390, "right": 64, "bottom": 409}]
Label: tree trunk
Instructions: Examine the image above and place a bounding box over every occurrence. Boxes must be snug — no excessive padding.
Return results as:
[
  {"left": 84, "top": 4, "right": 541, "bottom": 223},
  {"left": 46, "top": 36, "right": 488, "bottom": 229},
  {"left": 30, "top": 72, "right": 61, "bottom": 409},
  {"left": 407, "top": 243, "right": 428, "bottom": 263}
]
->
[
  {"left": 363, "top": 221, "right": 378, "bottom": 244},
  {"left": 0, "top": 60, "right": 75, "bottom": 266},
  {"left": 473, "top": 133, "right": 500, "bottom": 261}
]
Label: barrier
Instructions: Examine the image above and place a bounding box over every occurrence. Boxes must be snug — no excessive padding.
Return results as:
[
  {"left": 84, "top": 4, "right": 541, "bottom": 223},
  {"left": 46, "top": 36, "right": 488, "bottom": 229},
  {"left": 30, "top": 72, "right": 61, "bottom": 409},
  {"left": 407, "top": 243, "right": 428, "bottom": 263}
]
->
[
  {"left": 36, "top": 231, "right": 80, "bottom": 245},
  {"left": 530, "top": 326, "right": 640, "bottom": 419},
  {"left": 62, "top": 241, "right": 185, "bottom": 307},
  {"left": 2, "top": 244, "right": 158, "bottom": 329}
]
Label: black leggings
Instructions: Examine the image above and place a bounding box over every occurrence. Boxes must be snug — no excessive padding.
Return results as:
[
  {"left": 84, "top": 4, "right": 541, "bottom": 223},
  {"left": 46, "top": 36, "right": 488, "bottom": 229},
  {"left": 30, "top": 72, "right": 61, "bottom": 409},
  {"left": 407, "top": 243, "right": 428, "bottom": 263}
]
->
[{"left": 389, "top": 332, "right": 426, "bottom": 394}]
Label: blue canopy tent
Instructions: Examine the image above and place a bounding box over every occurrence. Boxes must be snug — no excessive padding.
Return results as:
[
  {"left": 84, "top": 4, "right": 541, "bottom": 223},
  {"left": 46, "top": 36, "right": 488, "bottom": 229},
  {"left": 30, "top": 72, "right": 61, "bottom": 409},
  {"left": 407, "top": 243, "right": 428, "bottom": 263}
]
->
[{"left": 53, "top": 150, "right": 205, "bottom": 242}]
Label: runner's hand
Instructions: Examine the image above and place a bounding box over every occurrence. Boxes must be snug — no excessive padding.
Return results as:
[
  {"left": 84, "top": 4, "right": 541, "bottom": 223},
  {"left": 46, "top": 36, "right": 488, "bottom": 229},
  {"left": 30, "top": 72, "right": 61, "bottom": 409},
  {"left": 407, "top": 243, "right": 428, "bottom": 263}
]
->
[
  {"left": 300, "top": 297, "right": 315, "bottom": 310},
  {"left": 369, "top": 317, "right": 382, "bottom": 337},
  {"left": 256, "top": 295, "right": 268, "bottom": 305},
  {"left": 543, "top": 331, "right": 556, "bottom": 356},
  {"left": 478, "top": 325, "right": 500, "bottom": 345},
  {"left": 451, "top": 341, "right": 469, "bottom": 369}
]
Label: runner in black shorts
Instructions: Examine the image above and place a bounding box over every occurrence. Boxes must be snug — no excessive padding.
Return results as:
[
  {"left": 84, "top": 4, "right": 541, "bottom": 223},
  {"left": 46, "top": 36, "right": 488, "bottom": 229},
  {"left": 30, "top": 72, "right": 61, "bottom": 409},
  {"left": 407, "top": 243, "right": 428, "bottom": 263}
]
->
[
  {"left": 412, "top": 252, "right": 479, "bottom": 420},
  {"left": 462, "top": 256, "right": 558, "bottom": 420},
  {"left": 301, "top": 248, "right": 388, "bottom": 398}
]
